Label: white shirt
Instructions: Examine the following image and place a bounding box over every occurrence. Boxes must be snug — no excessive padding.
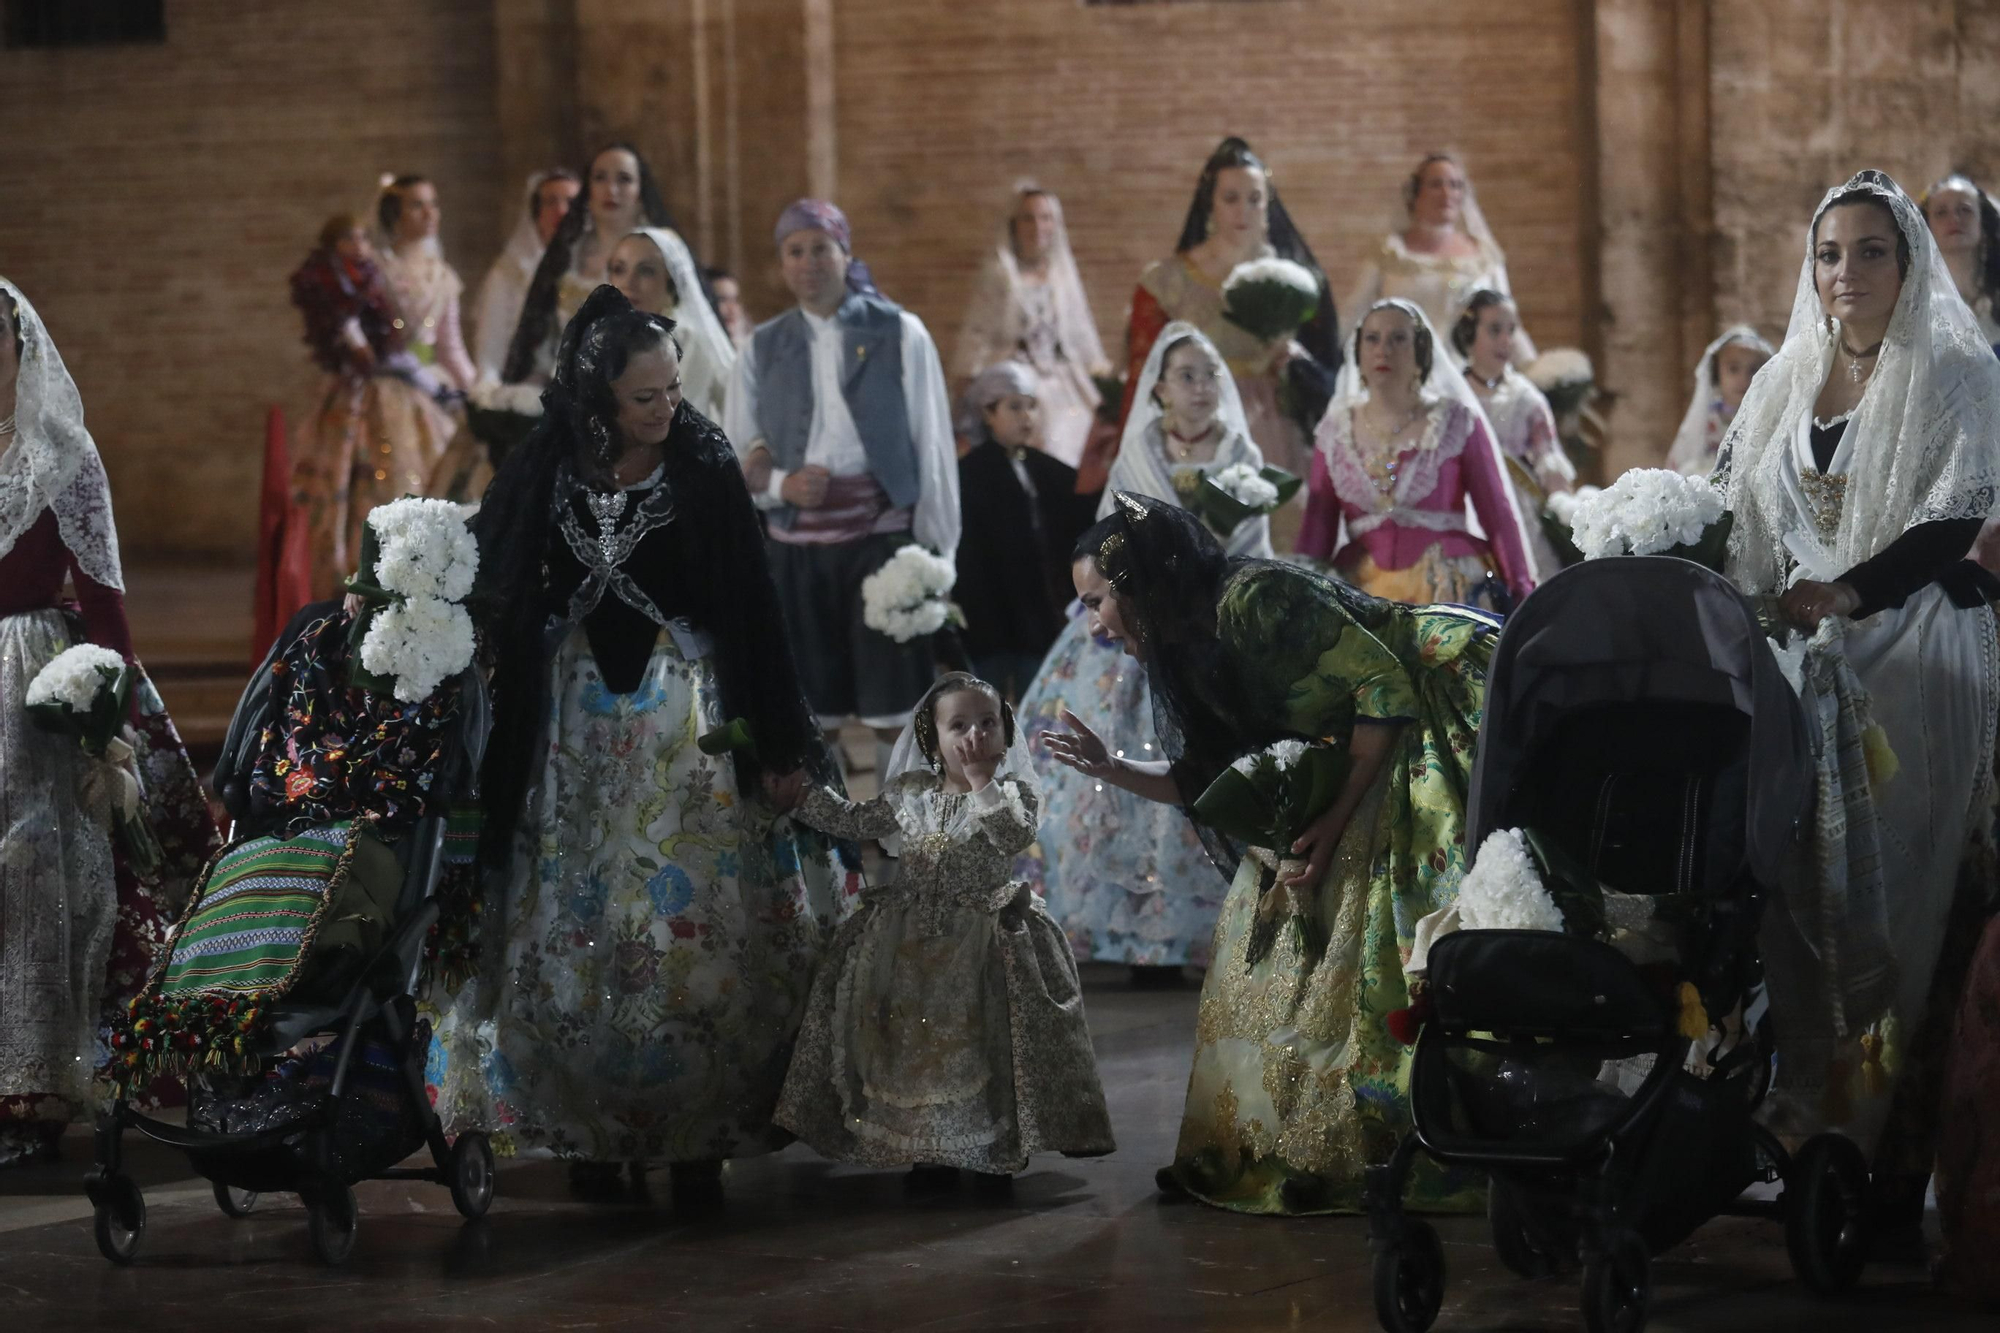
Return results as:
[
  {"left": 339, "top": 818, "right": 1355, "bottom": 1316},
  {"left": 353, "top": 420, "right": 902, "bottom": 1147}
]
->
[{"left": 724, "top": 305, "right": 961, "bottom": 556}]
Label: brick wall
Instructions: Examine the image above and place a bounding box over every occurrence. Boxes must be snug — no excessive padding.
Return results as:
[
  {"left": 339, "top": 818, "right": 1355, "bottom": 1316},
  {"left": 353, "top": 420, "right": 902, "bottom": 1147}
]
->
[
  {"left": 1711, "top": 0, "right": 2000, "bottom": 365},
  {"left": 824, "top": 0, "right": 1593, "bottom": 383},
  {"left": 0, "top": 0, "right": 503, "bottom": 561}
]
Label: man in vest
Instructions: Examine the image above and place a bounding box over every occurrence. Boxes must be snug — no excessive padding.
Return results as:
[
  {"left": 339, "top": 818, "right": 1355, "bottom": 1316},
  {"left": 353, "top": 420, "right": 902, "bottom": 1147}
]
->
[{"left": 724, "top": 199, "right": 959, "bottom": 773}]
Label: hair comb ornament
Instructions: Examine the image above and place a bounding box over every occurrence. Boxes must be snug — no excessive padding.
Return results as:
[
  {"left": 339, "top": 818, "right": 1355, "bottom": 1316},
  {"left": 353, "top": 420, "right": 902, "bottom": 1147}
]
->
[{"left": 1114, "top": 492, "right": 1150, "bottom": 520}]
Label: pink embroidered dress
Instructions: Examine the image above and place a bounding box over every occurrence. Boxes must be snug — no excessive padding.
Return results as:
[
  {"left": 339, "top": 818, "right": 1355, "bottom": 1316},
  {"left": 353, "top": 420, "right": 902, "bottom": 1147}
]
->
[{"left": 1297, "top": 396, "right": 1535, "bottom": 607}]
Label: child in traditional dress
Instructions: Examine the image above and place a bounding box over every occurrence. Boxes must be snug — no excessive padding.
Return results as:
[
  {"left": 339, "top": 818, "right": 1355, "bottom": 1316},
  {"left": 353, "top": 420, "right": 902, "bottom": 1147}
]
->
[{"left": 765, "top": 673, "right": 1115, "bottom": 1183}]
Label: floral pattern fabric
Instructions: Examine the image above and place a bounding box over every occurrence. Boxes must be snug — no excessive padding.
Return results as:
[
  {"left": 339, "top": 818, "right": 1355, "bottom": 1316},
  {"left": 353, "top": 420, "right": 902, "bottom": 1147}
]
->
[
  {"left": 1017, "top": 610, "right": 1221, "bottom": 967},
  {"left": 1162, "top": 566, "right": 1496, "bottom": 1214},
  {"left": 775, "top": 774, "right": 1115, "bottom": 1172},
  {"left": 246, "top": 611, "right": 460, "bottom": 835},
  {"left": 430, "top": 628, "right": 856, "bottom": 1162}
]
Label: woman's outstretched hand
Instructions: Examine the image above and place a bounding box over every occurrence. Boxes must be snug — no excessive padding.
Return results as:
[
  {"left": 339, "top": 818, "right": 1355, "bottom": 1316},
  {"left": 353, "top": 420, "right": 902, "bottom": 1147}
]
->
[
  {"left": 1781, "top": 579, "right": 1861, "bottom": 630},
  {"left": 762, "top": 768, "right": 808, "bottom": 814},
  {"left": 1284, "top": 803, "right": 1349, "bottom": 888},
  {"left": 1041, "top": 707, "right": 1119, "bottom": 779}
]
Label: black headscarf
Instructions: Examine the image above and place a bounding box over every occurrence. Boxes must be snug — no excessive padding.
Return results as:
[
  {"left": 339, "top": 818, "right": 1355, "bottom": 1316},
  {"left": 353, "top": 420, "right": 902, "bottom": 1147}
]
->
[
  {"left": 1077, "top": 493, "right": 1396, "bottom": 881},
  {"left": 1176, "top": 137, "right": 1341, "bottom": 387},
  {"left": 501, "top": 142, "right": 716, "bottom": 385},
  {"left": 473, "top": 285, "right": 828, "bottom": 865}
]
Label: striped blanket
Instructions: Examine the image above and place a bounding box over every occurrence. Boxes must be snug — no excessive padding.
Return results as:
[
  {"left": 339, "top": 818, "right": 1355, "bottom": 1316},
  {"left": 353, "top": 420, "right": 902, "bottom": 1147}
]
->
[{"left": 158, "top": 822, "right": 360, "bottom": 998}]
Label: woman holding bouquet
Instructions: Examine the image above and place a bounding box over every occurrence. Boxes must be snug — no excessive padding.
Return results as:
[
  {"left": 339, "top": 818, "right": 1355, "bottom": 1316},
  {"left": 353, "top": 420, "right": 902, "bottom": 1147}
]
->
[
  {"left": 1083, "top": 138, "right": 1338, "bottom": 519},
  {"left": 433, "top": 286, "right": 849, "bottom": 1206},
  {"left": 1016, "top": 325, "right": 1269, "bottom": 978},
  {"left": 1712, "top": 170, "right": 2000, "bottom": 1247},
  {"left": 0, "top": 279, "right": 219, "bottom": 1166},
  {"left": 1044, "top": 493, "right": 1498, "bottom": 1214},
  {"left": 1297, "top": 298, "right": 1537, "bottom": 606}
]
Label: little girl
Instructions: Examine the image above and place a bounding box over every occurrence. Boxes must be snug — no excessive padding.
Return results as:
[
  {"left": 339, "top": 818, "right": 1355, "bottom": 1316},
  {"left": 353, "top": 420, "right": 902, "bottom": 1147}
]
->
[
  {"left": 766, "top": 673, "right": 1115, "bottom": 1179},
  {"left": 1665, "top": 325, "right": 1773, "bottom": 475}
]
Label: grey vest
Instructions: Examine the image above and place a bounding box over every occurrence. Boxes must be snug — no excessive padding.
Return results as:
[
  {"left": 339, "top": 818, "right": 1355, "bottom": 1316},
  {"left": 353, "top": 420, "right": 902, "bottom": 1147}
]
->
[{"left": 751, "top": 294, "right": 920, "bottom": 526}]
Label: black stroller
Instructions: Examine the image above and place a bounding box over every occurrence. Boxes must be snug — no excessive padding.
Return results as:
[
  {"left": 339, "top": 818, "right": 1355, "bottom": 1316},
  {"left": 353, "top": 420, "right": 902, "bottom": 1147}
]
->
[
  {"left": 1365, "top": 557, "right": 1870, "bottom": 1333},
  {"left": 86, "top": 626, "right": 494, "bottom": 1266}
]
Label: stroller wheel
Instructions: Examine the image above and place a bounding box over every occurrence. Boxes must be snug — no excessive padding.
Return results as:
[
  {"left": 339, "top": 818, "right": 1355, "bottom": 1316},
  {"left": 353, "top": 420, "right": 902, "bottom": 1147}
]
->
[
  {"left": 1489, "top": 1179, "right": 1563, "bottom": 1278},
  {"left": 305, "top": 1183, "right": 358, "bottom": 1265},
  {"left": 91, "top": 1174, "right": 146, "bottom": 1266},
  {"left": 1371, "top": 1219, "right": 1445, "bottom": 1333},
  {"left": 213, "top": 1182, "right": 260, "bottom": 1218},
  {"left": 449, "top": 1132, "right": 496, "bottom": 1220},
  {"left": 1581, "top": 1230, "right": 1650, "bottom": 1333},
  {"left": 1785, "top": 1134, "right": 1869, "bottom": 1296}
]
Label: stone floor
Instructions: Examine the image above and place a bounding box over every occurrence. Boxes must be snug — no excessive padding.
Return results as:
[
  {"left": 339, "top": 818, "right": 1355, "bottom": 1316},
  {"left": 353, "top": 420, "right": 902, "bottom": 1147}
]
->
[{"left": 1, "top": 969, "right": 1991, "bottom": 1332}]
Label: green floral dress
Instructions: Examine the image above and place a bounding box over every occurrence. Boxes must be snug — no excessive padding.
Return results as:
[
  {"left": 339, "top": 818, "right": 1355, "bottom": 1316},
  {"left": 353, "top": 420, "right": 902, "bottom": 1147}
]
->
[{"left": 1163, "top": 564, "right": 1496, "bottom": 1215}]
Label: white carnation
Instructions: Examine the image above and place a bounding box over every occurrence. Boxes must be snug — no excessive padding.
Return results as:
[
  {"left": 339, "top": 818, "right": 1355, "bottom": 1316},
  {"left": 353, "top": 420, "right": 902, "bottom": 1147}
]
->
[
  {"left": 1568, "top": 468, "right": 1723, "bottom": 559},
  {"left": 1527, "top": 348, "right": 1594, "bottom": 391},
  {"left": 26, "top": 643, "right": 126, "bottom": 712},
  {"left": 1229, "top": 737, "right": 1309, "bottom": 778},
  {"left": 1543, "top": 485, "right": 1598, "bottom": 527},
  {"left": 367, "top": 497, "right": 480, "bottom": 602},
  {"left": 861, "top": 546, "right": 957, "bottom": 644},
  {"left": 1222, "top": 257, "right": 1319, "bottom": 301},
  {"left": 360, "top": 594, "right": 475, "bottom": 702},
  {"left": 1456, "top": 828, "right": 1565, "bottom": 932},
  {"left": 1210, "top": 463, "right": 1280, "bottom": 509}
]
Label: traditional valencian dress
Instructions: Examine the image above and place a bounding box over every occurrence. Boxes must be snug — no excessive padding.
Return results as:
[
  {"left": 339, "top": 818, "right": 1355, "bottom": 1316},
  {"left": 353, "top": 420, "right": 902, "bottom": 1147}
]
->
[
  {"left": 952, "top": 183, "right": 1110, "bottom": 469},
  {"left": 1713, "top": 173, "right": 2000, "bottom": 1189},
  {"left": 1298, "top": 301, "right": 1537, "bottom": 607},
  {"left": 1471, "top": 362, "right": 1573, "bottom": 574},
  {"left": 1018, "top": 324, "right": 1268, "bottom": 968},
  {"left": 0, "top": 279, "right": 219, "bottom": 1165},
  {"left": 377, "top": 235, "right": 479, "bottom": 394},
  {"left": 288, "top": 243, "right": 460, "bottom": 600},
  {"left": 775, "top": 759, "right": 1115, "bottom": 1173},
  {"left": 433, "top": 400, "right": 855, "bottom": 1163},
  {"left": 1094, "top": 496, "right": 1496, "bottom": 1215},
  {"left": 1091, "top": 139, "right": 1339, "bottom": 510}
]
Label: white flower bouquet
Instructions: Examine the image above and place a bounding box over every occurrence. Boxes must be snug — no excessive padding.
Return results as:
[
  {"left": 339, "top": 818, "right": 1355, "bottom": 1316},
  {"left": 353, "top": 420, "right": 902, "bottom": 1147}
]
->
[
  {"left": 344, "top": 497, "right": 480, "bottom": 702},
  {"left": 1221, "top": 257, "right": 1321, "bottom": 343},
  {"left": 1172, "top": 461, "right": 1303, "bottom": 537},
  {"left": 861, "top": 545, "right": 963, "bottom": 645},
  {"left": 26, "top": 643, "right": 161, "bottom": 872},
  {"left": 1527, "top": 348, "right": 1596, "bottom": 418},
  {"left": 1407, "top": 826, "right": 1609, "bottom": 978},
  {"left": 1566, "top": 467, "right": 1731, "bottom": 570},
  {"left": 1193, "top": 738, "right": 1351, "bottom": 959}
]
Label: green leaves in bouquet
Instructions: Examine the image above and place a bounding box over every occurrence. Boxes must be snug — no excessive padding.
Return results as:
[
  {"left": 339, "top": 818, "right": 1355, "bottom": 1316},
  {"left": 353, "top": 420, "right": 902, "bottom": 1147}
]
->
[
  {"left": 467, "top": 406, "right": 539, "bottom": 468},
  {"left": 1192, "top": 740, "right": 1349, "bottom": 852},
  {"left": 26, "top": 659, "right": 134, "bottom": 756},
  {"left": 1091, "top": 374, "right": 1125, "bottom": 425},
  {"left": 1662, "top": 510, "right": 1733, "bottom": 574},
  {"left": 1540, "top": 510, "right": 1584, "bottom": 569},
  {"left": 1221, "top": 275, "right": 1320, "bottom": 345},
  {"left": 698, "top": 717, "right": 758, "bottom": 759},
  {"left": 1193, "top": 465, "right": 1302, "bottom": 535}
]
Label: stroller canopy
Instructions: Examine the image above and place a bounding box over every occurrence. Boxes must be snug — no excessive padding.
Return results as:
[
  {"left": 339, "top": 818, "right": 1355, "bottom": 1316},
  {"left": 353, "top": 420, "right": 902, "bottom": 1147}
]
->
[{"left": 1466, "top": 556, "right": 1810, "bottom": 890}]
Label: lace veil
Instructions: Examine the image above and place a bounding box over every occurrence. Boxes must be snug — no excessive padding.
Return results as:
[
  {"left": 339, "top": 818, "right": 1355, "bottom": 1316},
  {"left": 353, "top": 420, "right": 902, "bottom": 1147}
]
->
[
  {"left": 0, "top": 278, "right": 123, "bottom": 590},
  {"left": 1664, "top": 325, "right": 1773, "bottom": 475},
  {"left": 1713, "top": 169, "right": 2000, "bottom": 594},
  {"left": 1327, "top": 297, "right": 1535, "bottom": 569},
  {"left": 627, "top": 226, "right": 737, "bottom": 417},
  {"left": 1107, "top": 321, "right": 1270, "bottom": 557},
  {"left": 953, "top": 181, "right": 1108, "bottom": 383}
]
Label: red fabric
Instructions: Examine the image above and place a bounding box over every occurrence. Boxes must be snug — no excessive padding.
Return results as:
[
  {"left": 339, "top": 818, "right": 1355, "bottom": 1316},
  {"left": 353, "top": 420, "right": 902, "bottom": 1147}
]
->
[
  {"left": 1296, "top": 413, "right": 1536, "bottom": 601},
  {"left": 1076, "top": 284, "right": 1170, "bottom": 496},
  {"left": 0, "top": 508, "right": 133, "bottom": 658},
  {"left": 1937, "top": 912, "right": 2000, "bottom": 1300},
  {"left": 252, "top": 405, "right": 314, "bottom": 665}
]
